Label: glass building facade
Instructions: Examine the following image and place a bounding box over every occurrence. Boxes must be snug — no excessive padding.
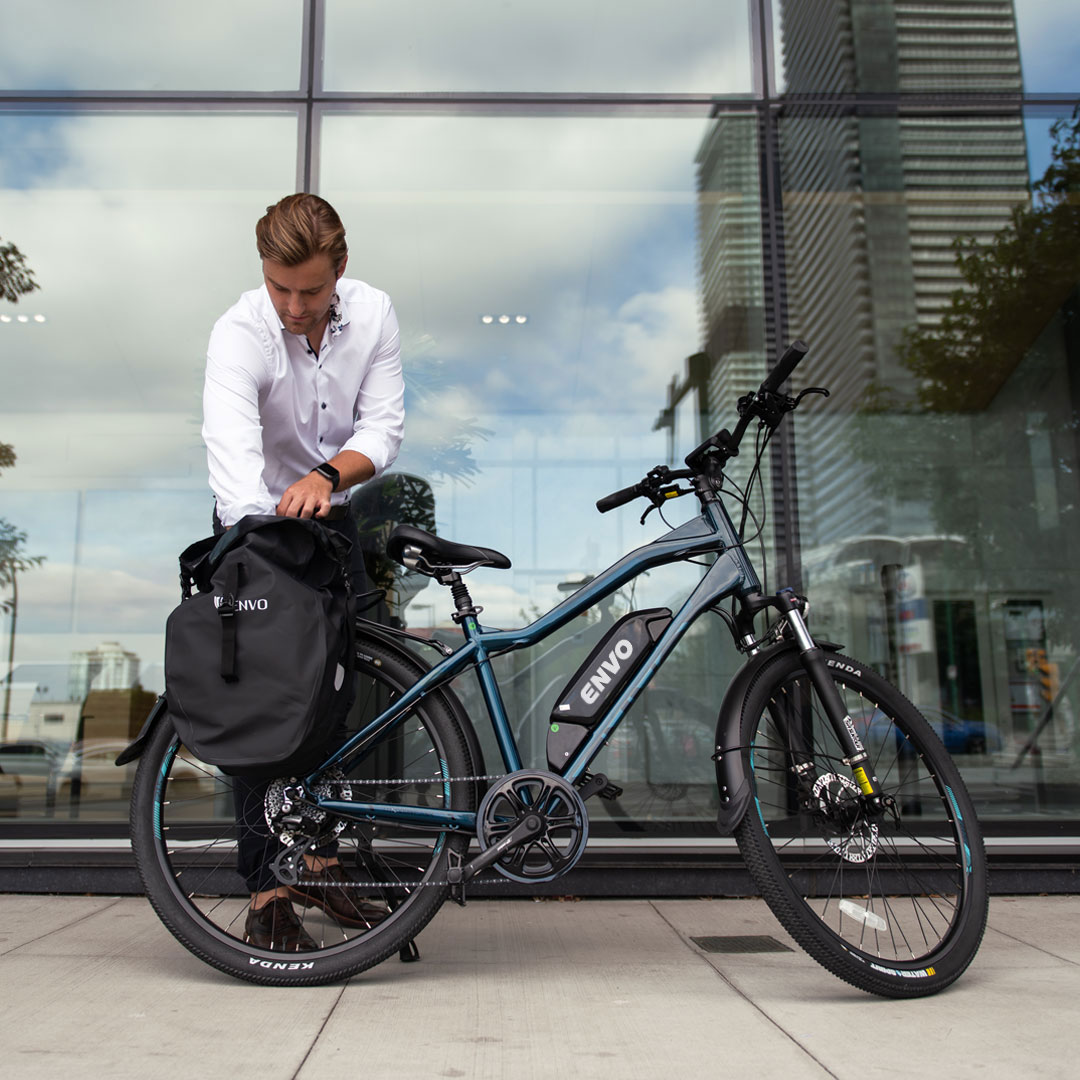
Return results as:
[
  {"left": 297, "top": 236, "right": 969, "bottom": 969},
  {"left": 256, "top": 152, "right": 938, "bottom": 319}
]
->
[{"left": 1, "top": 0, "right": 1078, "bottom": 881}]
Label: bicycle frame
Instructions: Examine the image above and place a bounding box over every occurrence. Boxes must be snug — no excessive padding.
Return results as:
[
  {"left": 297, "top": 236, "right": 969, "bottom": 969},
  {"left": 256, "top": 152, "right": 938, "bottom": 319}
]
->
[{"left": 311, "top": 491, "right": 762, "bottom": 833}]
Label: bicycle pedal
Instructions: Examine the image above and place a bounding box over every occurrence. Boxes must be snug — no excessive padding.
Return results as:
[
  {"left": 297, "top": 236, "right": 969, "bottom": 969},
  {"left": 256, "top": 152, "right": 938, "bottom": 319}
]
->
[{"left": 578, "top": 771, "right": 622, "bottom": 802}]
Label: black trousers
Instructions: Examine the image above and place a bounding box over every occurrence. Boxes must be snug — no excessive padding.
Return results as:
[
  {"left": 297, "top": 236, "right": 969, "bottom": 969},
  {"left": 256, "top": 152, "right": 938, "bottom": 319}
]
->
[{"left": 212, "top": 507, "right": 369, "bottom": 892}]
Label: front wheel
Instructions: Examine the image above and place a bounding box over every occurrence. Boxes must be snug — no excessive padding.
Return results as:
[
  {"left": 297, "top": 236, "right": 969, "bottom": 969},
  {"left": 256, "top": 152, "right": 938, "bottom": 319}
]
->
[
  {"left": 733, "top": 651, "right": 988, "bottom": 998},
  {"left": 130, "top": 635, "right": 476, "bottom": 986}
]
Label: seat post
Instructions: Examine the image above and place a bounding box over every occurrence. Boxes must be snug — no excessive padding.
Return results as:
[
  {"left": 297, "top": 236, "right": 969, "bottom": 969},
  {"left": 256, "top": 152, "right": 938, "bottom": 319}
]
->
[{"left": 438, "top": 569, "right": 482, "bottom": 624}]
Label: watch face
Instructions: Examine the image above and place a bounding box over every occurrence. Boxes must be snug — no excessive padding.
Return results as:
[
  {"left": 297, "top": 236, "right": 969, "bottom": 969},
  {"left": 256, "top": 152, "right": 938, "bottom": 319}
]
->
[{"left": 315, "top": 463, "right": 339, "bottom": 489}]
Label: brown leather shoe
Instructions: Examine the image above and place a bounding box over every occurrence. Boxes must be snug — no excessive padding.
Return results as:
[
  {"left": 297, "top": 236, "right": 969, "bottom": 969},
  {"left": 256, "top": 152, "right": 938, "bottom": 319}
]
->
[
  {"left": 244, "top": 898, "right": 318, "bottom": 952},
  {"left": 289, "top": 862, "right": 390, "bottom": 928}
]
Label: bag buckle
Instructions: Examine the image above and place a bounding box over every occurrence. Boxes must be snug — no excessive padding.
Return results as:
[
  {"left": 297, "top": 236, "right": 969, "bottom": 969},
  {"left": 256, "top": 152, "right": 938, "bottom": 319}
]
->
[{"left": 217, "top": 593, "right": 237, "bottom": 618}]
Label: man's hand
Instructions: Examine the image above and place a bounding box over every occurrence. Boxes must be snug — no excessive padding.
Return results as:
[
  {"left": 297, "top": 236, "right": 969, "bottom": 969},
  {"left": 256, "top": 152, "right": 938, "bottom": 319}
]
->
[{"left": 276, "top": 472, "right": 334, "bottom": 519}]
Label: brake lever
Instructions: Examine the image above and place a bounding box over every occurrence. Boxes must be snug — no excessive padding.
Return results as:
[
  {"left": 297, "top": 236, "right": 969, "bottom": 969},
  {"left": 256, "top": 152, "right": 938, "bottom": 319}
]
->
[
  {"left": 793, "top": 386, "right": 830, "bottom": 406},
  {"left": 639, "top": 484, "right": 690, "bottom": 525}
]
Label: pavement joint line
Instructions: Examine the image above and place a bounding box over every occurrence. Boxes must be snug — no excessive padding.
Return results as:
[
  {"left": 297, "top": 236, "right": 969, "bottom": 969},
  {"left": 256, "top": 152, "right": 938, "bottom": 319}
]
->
[
  {"left": 647, "top": 900, "right": 840, "bottom": 1080},
  {"left": 0, "top": 894, "right": 126, "bottom": 957},
  {"left": 984, "top": 921, "right": 1080, "bottom": 968},
  {"left": 293, "top": 981, "right": 349, "bottom": 1080}
]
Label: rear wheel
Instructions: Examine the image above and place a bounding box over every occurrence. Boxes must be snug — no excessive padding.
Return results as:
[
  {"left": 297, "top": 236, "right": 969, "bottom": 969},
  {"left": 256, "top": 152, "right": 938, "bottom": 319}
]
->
[
  {"left": 130, "top": 635, "right": 476, "bottom": 985},
  {"left": 733, "top": 651, "right": 988, "bottom": 998}
]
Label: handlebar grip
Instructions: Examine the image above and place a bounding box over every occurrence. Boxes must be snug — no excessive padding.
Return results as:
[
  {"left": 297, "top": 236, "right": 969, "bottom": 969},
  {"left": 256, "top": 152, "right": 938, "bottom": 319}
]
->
[
  {"left": 596, "top": 484, "right": 642, "bottom": 513},
  {"left": 759, "top": 340, "right": 809, "bottom": 394}
]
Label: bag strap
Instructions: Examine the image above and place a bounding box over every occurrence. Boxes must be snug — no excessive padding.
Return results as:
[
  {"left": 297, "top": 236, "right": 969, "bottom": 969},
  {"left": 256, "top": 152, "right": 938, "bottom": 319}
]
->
[{"left": 218, "top": 559, "right": 240, "bottom": 682}]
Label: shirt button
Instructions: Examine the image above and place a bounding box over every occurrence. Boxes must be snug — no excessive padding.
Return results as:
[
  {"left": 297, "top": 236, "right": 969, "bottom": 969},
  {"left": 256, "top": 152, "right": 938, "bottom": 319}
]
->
[{"left": 321, "top": 402, "right": 327, "bottom": 409}]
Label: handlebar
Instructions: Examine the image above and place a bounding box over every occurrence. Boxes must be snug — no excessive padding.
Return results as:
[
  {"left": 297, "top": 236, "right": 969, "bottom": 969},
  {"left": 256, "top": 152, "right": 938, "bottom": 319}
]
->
[
  {"left": 759, "top": 339, "right": 809, "bottom": 395},
  {"left": 596, "top": 483, "right": 644, "bottom": 514},
  {"left": 596, "top": 341, "right": 813, "bottom": 514}
]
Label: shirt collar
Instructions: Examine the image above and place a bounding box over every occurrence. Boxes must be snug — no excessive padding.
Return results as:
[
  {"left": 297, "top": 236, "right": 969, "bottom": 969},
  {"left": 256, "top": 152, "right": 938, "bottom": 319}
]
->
[
  {"left": 328, "top": 292, "right": 348, "bottom": 338},
  {"left": 263, "top": 286, "right": 350, "bottom": 338}
]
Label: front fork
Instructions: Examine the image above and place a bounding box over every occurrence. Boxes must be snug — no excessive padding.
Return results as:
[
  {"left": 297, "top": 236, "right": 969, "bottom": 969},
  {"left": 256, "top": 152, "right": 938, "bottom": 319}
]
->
[{"left": 777, "top": 598, "right": 885, "bottom": 803}]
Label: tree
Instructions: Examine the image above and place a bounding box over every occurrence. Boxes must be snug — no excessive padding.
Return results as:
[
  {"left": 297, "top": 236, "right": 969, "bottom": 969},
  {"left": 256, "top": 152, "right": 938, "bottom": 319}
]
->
[
  {"left": 1, "top": 519, "right": 46, "bottom": 742},
  {"left": 0, "top": 446, "right": 46, "bottom": 742},
  {"left": 0, "top": 237, "right": 41, "bottom": 304},
  {"left": 895, "top": 109, "right": 1080, "bottom": 413}
]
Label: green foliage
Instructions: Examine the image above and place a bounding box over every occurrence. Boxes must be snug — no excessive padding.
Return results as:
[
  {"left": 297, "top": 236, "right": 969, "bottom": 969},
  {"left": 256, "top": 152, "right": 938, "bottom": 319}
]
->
[
  {"left": 897, "top": 111, "right": 1080, "bottom": 412},
  {"left": 0, "top": 238, "right": 40, "bottom": 304},
  {"left": 0, "top": 520, "right": 45, "bottom": 613}
]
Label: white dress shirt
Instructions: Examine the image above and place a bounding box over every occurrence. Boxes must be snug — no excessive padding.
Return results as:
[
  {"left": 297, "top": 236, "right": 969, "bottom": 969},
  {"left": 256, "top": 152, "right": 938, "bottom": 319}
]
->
[{"left": 203, "top": 277, "right": 405, "bottom": 527}]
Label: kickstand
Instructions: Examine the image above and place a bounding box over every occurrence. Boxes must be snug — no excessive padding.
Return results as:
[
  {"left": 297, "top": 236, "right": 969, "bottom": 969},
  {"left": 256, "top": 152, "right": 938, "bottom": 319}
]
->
[{"left": 398, "top": 939, "right": 420, "bottom": 963}]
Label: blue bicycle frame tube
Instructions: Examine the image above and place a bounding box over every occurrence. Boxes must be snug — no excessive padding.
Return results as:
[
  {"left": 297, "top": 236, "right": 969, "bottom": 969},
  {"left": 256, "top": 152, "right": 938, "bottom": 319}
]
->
[{"left": 311, "top": 496, "right": 759, "bottom": 831}]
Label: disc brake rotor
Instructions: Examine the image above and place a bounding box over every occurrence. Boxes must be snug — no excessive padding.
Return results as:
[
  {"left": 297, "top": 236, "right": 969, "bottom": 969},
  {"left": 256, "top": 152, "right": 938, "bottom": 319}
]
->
[{"left": 812, "top": 772, "right": 879, "bottom": 863}]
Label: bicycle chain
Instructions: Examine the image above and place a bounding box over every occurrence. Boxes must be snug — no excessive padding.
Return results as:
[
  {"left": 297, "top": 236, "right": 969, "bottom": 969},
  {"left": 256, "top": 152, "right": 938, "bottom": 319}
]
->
[{"left": 287, "top": 771, "right": 517, "bottom": 890}]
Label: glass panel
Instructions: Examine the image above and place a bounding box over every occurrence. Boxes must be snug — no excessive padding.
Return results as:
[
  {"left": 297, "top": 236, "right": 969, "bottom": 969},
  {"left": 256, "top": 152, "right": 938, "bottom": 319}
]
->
[
  {"left": 324, "top": 0, "right": 752, "bottom": 94},
  {"left": 774, "top": 0, "right": 1078, "bottom": 96},
  {"left": 321, "top": 110, "right": 761, "bottom": 828},
  {"left": 0, "top": 0, "right": 303, "bottom": 92},
  {"left": 0, "top": 111, "right": 297, "bottom": 822},
  {"left": 1016, "top": 0, "right": 1080, "bottom": 93},
  {"left": 778, "top": 103, "right": 1080, "bottom": 822}
]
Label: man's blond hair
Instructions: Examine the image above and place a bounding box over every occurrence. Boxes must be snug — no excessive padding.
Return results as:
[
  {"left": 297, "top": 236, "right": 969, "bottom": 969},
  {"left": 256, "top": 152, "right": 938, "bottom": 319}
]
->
[{"left": 255, "top": 193, "right": 348, "bottom": 268}]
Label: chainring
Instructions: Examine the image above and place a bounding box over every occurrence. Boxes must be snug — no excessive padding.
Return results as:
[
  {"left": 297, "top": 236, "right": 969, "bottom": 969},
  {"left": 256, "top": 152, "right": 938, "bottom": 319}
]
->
[{"left": 476, "top": 769, "right": 589, "bottom": 883}]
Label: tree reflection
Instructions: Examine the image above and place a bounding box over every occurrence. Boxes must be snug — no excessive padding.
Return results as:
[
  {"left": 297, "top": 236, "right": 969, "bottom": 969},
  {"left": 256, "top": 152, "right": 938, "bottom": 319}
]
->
[{"left": 895, "top": 109, "right": 1080, "bottom": 413}]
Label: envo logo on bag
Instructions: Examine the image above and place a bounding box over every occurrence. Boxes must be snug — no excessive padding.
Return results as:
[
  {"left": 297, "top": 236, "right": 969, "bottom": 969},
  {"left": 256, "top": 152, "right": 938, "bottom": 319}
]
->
[{"left": 213, "top": 595, "right": 270, "bottom": 611}]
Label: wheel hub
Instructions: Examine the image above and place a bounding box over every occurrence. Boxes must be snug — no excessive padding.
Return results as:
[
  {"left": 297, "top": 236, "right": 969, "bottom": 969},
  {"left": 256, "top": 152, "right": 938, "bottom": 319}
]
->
[
  {"left": 811, "top": 772, "right": 879, "bottom": 863},
  {"left": 265, "top": 768, "right": 351, "bottom": 847}
]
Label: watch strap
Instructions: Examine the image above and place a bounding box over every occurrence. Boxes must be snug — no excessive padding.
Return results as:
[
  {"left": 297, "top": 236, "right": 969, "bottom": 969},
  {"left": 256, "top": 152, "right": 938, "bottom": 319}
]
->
[{"left": 312, "top": 462, "right": 340, "bottom": 491}]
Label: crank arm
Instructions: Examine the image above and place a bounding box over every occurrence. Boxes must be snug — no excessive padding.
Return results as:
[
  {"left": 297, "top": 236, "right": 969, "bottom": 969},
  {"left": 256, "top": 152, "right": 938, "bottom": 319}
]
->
[{"left": 446, "top": 813, "right": 545, "bottom": 885}]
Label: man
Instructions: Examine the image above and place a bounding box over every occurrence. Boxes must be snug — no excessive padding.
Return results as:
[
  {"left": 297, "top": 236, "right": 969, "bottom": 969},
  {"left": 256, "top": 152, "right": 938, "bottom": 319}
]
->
[{"left": 203, "top": 193, "right": 404, "bottom": 951}]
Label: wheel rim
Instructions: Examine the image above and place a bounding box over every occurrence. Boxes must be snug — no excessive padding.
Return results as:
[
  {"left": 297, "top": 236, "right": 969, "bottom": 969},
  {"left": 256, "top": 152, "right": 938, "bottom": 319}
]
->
[
  {"left": 146, "top": 662, "right": 464, "bottom": 957},
  {"left": 746, "top": 673, "right": 976, "bottom": 967}
]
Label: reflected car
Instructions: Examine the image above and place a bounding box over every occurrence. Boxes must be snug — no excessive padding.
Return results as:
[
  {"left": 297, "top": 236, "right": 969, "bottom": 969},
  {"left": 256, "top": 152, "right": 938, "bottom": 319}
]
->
[
  {"left": 0, "top": 741, "right": 62, "bottom": 816},
  {"left": 0, "top": 740, "right": 62, "bottom": 778},
  {"left": 53, "top": 739, "right": 211, "bottom": 804},
  {"left": 867, "top": 706, "right": 1003, "bottom": 756}
]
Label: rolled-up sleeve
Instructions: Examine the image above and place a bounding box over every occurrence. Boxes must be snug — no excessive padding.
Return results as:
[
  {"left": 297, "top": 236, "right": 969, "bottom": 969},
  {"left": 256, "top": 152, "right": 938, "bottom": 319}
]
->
[
  {"left": 202, "top": 315, "right": 276, "bottom": 526},
  {"left": 340, "top": 293, "right": 405, "bottom": 476}
]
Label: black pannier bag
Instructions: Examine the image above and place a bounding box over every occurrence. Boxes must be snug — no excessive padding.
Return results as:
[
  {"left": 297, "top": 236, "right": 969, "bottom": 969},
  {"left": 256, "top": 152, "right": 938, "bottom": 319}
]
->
[{"left": 164, "top": 515, "right": 356, "bottom": 778}]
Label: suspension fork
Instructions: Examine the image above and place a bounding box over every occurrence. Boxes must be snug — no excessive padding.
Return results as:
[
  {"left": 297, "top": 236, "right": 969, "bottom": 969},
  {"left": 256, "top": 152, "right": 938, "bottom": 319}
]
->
[{"left": 781, "top": 601, "right": 883, "bottom": 800}]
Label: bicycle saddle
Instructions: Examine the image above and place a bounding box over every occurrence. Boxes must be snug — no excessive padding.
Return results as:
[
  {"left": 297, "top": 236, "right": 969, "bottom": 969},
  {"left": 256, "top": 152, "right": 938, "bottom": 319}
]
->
[{"left": 386, "top": 524, "right": 512, "bottom": 572}]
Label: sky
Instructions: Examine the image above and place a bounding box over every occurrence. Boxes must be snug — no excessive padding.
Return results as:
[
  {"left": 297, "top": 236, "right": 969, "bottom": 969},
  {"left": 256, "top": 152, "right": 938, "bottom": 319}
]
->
[{"left": 1, "top": 0, "right": 1078, "bottom": 682}]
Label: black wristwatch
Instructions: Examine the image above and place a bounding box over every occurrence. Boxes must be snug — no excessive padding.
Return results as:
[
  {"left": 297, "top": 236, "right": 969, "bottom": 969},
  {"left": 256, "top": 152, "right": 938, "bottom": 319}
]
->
[{"left": 311, "top": 462, "right": 340, "bottom": 491}]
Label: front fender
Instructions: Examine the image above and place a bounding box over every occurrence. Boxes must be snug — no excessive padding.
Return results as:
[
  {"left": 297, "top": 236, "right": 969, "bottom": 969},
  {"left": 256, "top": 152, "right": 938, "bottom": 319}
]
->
[{"left": 713, "top": 638, "right": 843, "bottom": 834}]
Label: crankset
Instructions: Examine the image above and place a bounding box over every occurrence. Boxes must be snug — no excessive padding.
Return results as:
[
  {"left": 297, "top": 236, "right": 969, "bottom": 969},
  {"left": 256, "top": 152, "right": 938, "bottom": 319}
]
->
[{"left": 449, "top": 769, "right": 590, "bottom": 885}]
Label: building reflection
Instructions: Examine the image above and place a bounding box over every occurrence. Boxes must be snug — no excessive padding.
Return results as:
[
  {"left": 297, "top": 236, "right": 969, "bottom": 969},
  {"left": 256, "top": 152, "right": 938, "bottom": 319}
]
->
[{"left": 0, "top": 642, "right": 154, "bottom": 819}]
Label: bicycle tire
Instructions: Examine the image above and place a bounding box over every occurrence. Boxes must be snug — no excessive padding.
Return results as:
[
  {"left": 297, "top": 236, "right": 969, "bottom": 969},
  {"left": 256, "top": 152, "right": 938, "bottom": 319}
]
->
[
  {"left": 732, "top": 650, "right": 988, "bottom": 998},
  {"left": 130, "top": 634, "right": 476, "bottom": 986}
]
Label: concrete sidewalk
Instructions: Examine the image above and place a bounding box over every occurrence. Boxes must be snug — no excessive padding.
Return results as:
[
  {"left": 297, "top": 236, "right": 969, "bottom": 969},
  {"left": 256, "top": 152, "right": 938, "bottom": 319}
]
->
[{"left": 1, "top": 894, "right": 1076, "bottom": 1079}]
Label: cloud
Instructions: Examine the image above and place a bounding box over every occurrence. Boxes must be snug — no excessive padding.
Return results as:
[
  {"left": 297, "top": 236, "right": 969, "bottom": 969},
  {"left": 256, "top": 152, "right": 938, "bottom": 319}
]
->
[
  {"left": 0, "top": 1, "right": 302, "bottom": 93},
  {"left": 324, "top": 0, "right": 751, "bottom": 94},
  {"left": 12, "top": 560, "right": 178, "bottom": 635}
]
